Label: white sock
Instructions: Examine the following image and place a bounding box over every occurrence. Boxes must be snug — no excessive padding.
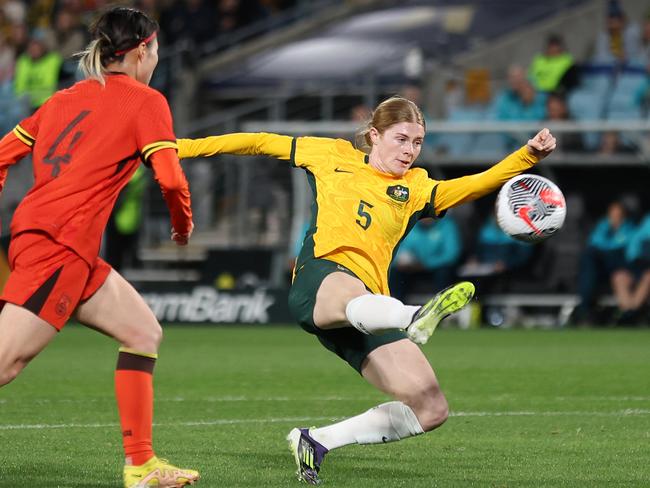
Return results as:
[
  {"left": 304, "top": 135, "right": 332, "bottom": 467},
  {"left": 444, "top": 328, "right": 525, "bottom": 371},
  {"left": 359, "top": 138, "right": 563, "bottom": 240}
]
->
[
  {"left": 310, "top": 401, "right": 424, "bottom": 450},
  {"left": 345, "top": 295, "right": 420, "bottom": 334}
]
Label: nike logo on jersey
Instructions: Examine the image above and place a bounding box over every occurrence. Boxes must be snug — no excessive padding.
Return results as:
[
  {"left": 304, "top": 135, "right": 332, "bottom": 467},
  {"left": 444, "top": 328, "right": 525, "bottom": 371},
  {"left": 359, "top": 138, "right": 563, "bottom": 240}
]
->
[{"left": 334, "top": 167, "right": 353, "bottom": 173}]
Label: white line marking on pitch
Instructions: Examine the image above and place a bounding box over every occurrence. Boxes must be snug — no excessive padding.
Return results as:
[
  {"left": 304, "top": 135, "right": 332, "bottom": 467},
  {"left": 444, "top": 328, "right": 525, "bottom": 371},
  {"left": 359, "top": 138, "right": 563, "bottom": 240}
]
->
[
  {"left": 3, "top": 395, "right": 649, "bottom": 404},
  {"left": 0, "top": 416, "right": 334, "bottom": 431},
  {"left": 1, "top": 410, "right": 649, "bottom": 431},
  {"left": 451, "top": 409, "right": 650, "bottom": 417}
]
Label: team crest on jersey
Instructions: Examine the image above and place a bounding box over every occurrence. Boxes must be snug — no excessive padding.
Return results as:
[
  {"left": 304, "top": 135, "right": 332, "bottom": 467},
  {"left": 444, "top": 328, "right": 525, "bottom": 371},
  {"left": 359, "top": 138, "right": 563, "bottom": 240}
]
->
[{"left": 386, "top": 185, "right": 409, "bottom": 202}]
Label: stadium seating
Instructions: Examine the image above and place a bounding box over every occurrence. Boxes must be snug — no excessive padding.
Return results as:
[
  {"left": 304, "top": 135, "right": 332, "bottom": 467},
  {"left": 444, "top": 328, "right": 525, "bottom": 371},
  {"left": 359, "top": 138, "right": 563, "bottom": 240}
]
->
[
  {"left": 567, "top": 87, "right": 606, "bottom": 150},
  {"left": 437, "top": 106, "right": 486, "bottom": 157},
  {"left": 606, "top": 71, "right": 645, "bottom": 121},
  {"left": 0, "top": 82, "right": 28, "bottom": 136}
]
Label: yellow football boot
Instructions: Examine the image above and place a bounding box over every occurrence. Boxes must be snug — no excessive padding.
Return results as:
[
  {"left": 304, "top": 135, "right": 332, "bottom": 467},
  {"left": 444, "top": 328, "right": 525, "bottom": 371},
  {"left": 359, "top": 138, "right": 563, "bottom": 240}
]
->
[
  {"left": 123, "top": 456, "right": 199, "bottom": 488},
  {"left": 407, "top": 282, "right": 475, "bottom": 344}
]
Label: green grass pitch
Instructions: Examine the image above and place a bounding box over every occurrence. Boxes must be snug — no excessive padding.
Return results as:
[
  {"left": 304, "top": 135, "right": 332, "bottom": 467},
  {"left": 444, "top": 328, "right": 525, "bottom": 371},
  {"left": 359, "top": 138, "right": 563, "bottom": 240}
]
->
[{"left": 0, "top": 325, "right": 648, "bottom": 487}]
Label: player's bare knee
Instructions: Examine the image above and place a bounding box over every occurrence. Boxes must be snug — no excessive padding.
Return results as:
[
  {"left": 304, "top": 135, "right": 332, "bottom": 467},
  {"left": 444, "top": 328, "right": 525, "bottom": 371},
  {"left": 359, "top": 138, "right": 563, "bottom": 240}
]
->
[
  {"left": 150, "top": 322, "right": 163, "bottom": 348},
  {"left": 142, "top": 322, "right": 163, "bottom": 351},
  {"left": 416, "top": 401, "right": 448, "bottom": 431},
  {"left": 121, "top": 322, "right": 163, "bottom": 352},
  {"left": 0, "top": 360, "right": 26, "bottom": 387},
  {"left": 0, "top": 369, "right": 14, "bottom": 387},
  {"left": 429, "top": 399, "right": 450, "bottom": 429},
  {"left": 407, "top": 387, "right": 448, "bottom": 431}
]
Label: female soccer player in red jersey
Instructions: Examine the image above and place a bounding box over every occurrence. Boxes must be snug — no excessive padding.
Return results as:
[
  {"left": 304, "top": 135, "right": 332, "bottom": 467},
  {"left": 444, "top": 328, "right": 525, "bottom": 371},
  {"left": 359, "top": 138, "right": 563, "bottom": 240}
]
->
[{"left": 0, "top": 7, "right": 198, "bottom": 488}]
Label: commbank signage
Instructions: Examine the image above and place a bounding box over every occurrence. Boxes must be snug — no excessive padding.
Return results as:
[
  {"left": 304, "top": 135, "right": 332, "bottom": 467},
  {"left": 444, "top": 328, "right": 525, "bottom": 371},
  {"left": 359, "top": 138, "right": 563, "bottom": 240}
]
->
[{"left": 139, "top": 286, "right": 292, "bottom": 324}]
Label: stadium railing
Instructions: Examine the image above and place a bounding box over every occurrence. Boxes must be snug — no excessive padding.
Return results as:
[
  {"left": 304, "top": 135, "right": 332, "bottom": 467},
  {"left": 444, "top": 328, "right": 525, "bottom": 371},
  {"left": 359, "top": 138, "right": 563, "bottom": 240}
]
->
[
  {"left": 243, "top": 119, "right": 650, "bottom": 164},
  {"left": 409, "top": 292, "right": 618, "bottom": 328}
]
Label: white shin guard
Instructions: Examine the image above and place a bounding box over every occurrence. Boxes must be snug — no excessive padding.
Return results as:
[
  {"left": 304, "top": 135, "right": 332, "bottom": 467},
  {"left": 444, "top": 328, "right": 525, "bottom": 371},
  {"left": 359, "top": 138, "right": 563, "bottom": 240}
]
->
[
  {"left": 310, "top": 401, "right": 424, "bottom": 450},
  {"left": 345, "top": 295, "right": 420, "bottom": 335},
  {"left": 355, "top": 401, "right": 425, "bottom": 445}
]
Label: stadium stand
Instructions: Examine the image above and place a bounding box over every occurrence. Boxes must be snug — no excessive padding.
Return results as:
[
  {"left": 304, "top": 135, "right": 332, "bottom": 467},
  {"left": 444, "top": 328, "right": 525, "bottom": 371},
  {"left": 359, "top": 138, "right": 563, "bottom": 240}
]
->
[{"left": 2, "top": 0, "right": 650, "bottom": 326}]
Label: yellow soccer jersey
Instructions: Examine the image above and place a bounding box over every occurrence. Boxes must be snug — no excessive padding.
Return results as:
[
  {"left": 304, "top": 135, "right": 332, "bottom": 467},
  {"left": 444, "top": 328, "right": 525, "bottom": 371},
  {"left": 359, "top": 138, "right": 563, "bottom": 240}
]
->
[{"left": 177, "top": 133, "right": 540, "bottom": 295}]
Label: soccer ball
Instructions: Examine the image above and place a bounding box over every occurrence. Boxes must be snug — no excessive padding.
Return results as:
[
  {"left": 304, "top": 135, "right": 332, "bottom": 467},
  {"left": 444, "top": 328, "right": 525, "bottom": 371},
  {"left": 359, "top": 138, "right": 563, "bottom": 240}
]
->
[{"left": 495, "top": 174, "right": 566, "bottom": 243}]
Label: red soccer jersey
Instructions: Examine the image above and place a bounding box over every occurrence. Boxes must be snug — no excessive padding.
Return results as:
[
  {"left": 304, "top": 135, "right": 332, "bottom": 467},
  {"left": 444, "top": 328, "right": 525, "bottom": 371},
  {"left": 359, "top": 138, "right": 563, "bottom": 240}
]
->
[{"left": 0, "top": 73, "right": 192, "bottom": 264}]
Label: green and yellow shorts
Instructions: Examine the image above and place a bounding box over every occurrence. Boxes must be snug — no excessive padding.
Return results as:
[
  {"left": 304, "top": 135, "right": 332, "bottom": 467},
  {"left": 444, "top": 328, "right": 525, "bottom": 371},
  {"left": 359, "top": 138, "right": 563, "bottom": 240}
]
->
[{"left": 288, "top": 258, "right": 407, "bottom": 373}]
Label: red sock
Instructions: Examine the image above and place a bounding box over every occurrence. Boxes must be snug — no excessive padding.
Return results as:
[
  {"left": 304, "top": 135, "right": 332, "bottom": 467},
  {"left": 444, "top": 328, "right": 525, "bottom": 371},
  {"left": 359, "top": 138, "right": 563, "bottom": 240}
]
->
[{"left": 115, "top": 348, "right": 157, "bottom": 466}]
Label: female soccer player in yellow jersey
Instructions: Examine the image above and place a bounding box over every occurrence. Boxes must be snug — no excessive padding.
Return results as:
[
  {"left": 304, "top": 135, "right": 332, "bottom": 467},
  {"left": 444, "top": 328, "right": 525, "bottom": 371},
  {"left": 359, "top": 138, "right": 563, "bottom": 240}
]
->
[{"left": 177, "top": 96, "right": 556, "bottom": 485}]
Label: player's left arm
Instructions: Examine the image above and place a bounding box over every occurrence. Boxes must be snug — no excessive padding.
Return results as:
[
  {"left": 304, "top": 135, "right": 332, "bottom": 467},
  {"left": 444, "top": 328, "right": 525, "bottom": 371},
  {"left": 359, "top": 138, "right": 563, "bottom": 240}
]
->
[
  {"left": 0, "top": 131, "right": 33, "bottom": 192},
  {"left": 433, "top": 128, "right": 556, "bottom": 213},
  {"left": 149, "top": 148, "right": 193, "bottom": 245},
  {"left": 136, "top": 91, "right": 193, "bottom": 245}
]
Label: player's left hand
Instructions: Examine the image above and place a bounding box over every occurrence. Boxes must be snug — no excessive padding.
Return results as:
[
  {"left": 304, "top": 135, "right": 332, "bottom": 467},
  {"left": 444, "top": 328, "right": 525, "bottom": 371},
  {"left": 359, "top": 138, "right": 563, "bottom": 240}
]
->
[{"left": 527, "top": 128, "right": 556, "bottom": 159}]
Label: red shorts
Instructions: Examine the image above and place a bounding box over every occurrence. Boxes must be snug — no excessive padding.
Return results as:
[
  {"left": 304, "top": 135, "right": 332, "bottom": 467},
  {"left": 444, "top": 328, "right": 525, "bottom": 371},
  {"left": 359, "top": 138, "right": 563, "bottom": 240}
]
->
[{"left": 0, "top": 231, "right": 112, "bottom": 330}]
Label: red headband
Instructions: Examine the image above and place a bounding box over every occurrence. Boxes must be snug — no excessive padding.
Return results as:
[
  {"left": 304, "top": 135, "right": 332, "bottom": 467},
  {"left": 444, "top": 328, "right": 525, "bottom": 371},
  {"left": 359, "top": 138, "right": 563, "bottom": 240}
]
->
[{"left": 114, "top": 31, "right": 157, "bottom": 56}]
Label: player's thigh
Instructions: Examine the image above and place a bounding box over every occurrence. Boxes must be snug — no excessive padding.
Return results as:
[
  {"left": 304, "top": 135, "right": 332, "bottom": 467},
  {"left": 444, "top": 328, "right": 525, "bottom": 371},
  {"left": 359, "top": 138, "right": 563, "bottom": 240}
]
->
[
  {"left": 361, "top": 338, "right": 448, "bottom": 428},
  {"left": 75, "top": 269, "right": 162, "bottom": 352},
  {"left": 313, "top": 271, "right": 369, "bottom": 329},
  {"left": 0, "top": 303, "right": 57, "bottom": 381}
]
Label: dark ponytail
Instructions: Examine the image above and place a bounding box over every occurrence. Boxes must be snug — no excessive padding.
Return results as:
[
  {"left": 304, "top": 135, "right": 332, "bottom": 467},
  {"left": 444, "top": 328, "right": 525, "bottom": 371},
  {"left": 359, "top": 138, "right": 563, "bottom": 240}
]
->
[{"left": 77, "top": 7, "right": 158, "bottom": 84}]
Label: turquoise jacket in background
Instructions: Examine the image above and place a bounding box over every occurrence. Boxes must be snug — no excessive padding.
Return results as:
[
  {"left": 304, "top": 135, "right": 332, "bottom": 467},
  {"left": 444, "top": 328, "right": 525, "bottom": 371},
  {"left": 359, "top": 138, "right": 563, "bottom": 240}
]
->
[
  {"left": 396, "top": 217, "right": 461, "bottom": 269},
  {"left": 588, "top": 218, "right": 636, "bottom": 251},
  {"left": 626, "top": 215, "right": 650, "bottom": 262},
  {"left": 492, "top": 89, "right": 547, "bottom": 121},
  {"left": 477, "top": 217, "right": 532, "bottom": 268},
  {"left": 293, "top": 221, "right": 310, "bottom": 259}
]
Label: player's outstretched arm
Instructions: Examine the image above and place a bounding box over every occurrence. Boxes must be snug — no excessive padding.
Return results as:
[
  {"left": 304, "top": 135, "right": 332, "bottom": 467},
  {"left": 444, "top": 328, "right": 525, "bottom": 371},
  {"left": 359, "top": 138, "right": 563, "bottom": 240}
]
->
[
  {"left": 149, "top": 148, "right": 194, "bottom": 246},
  {"left": 434, "top": 128, "right": 556, "bottom": 213},
  {"left": 177, "top": 133, "right": 294, "bottom": 160}
]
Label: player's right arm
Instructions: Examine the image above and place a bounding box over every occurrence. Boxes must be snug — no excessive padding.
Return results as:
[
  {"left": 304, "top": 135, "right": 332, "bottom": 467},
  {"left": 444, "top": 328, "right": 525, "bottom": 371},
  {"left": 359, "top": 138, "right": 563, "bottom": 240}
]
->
[
  {"left": 0, "top": 126, "right": 35, "bottom": 234},
  {"left": 0, "top": 107, "right": 42, "bottom": 193},
  {"left": 433, "top": 128, "right": 556, "bottom": 213},
  {"left": 177, "top": 133, "right": 338, "bottom": 169}
]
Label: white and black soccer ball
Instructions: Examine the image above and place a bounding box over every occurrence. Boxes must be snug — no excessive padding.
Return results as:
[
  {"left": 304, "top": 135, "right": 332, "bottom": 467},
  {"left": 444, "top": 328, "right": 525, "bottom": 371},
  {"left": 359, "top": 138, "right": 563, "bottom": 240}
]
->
[{"left": 495, "top": 174, "right": 566, "bottom": 243}]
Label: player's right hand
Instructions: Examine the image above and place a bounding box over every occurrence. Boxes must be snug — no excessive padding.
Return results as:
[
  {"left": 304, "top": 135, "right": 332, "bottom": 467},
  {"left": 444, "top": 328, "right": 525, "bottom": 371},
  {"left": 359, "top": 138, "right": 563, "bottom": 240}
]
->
[
  {"left": 171, "top": 221, "right": 194, "bottom": 246},
  {"left": 527, "top": 127, "right": 556, "bottom": 159}
]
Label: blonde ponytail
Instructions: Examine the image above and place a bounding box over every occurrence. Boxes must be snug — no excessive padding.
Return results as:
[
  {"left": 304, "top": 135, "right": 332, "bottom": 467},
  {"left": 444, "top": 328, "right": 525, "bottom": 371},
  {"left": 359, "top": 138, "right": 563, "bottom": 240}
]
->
[
  {"left": 77, "top": 39, "right": 107, "bottom": 85},
  {"left": 77, "top": 8, "right": 158, "bottom": 86},
  {"left": 354, "top": 124, "right": 372, "bottom": 153}
]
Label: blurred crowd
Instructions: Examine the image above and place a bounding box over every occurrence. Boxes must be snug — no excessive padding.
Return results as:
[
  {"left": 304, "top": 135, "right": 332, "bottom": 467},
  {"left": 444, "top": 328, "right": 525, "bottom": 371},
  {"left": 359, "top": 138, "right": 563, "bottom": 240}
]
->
[
  {"left": 573, "top": 199, "right": 650, "bottom": 325},
  {"left": 338, "top": 0, "right": 650, "bottom": 158},
  {"left": 0, "top": 0, "right": 300, "bottom": 267},
  {"left": 2, "top": 0, "right": 650, "bottom": 328},
  {"left": 384, "top": 198, "right": 650, "bottom": 327},
  {"left": 0, "top": 0, "right": 297, "bottom": 132}
]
